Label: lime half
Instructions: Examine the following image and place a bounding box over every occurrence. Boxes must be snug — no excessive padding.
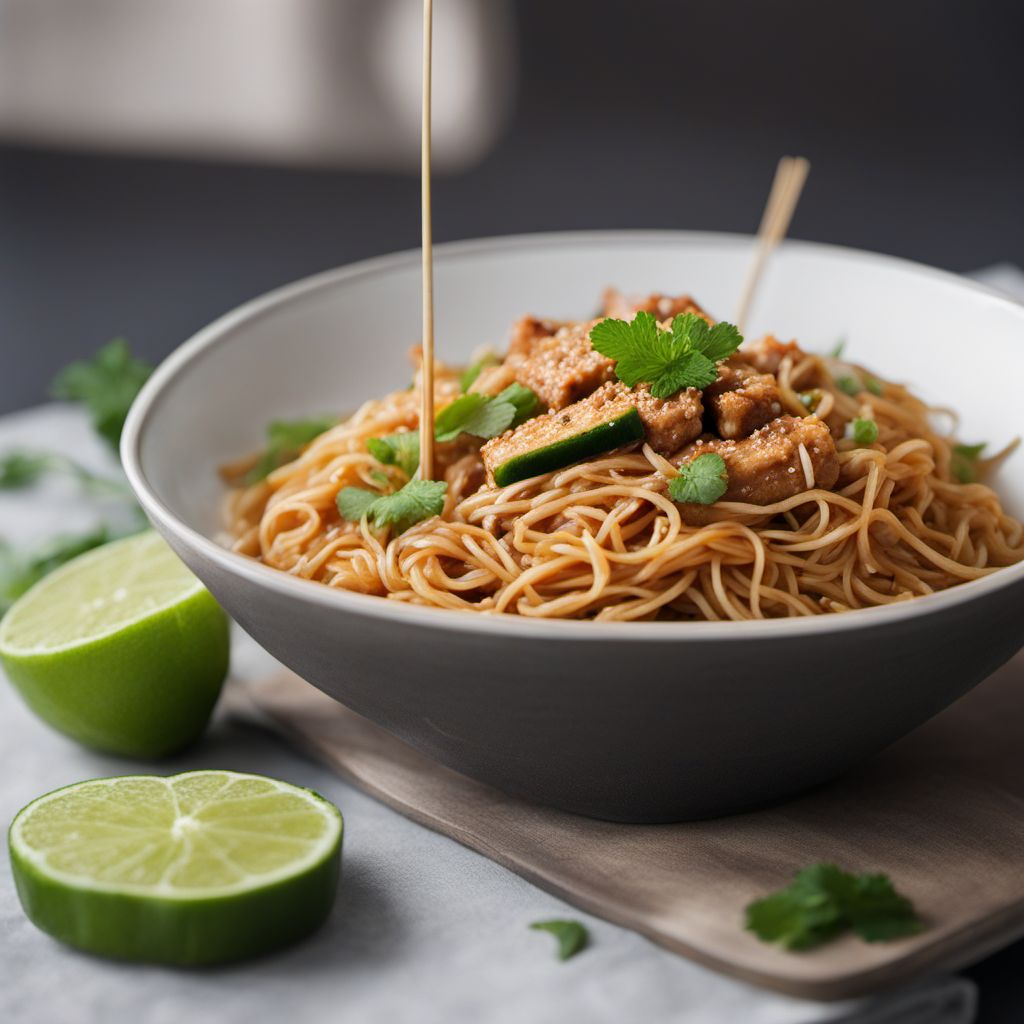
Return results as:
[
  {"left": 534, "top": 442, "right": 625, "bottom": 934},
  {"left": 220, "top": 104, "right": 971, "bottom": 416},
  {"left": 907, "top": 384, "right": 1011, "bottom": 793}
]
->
[
  {"left": 9, "top": 770, "right": 343, "bottom": 965},
  {"left": 0, "top": 531, "right": 228, "bottom": 757}
]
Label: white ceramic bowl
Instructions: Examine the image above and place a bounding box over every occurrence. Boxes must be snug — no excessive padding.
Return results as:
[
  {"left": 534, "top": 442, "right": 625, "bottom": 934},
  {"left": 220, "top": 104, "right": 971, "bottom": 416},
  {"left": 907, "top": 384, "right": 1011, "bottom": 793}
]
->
[{"left": 122, "top": 231, "right": 1024, "bottom": 822}]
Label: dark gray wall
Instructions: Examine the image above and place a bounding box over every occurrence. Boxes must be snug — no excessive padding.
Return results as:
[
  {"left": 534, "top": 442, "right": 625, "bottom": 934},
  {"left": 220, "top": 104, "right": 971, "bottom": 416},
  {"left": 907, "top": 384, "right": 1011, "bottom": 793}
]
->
[{"left": 1, "top": 0, "right": 1022, "bottom": 413}]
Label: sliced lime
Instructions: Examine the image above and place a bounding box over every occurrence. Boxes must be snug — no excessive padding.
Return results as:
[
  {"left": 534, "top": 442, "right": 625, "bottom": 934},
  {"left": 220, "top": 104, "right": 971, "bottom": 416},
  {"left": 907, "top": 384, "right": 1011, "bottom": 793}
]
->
[
  {"left": 9, "top": 770, "right": 343, "bottom": 965},
  {"left": 0, "top": 531, "right": 228, "bottom": 757}
]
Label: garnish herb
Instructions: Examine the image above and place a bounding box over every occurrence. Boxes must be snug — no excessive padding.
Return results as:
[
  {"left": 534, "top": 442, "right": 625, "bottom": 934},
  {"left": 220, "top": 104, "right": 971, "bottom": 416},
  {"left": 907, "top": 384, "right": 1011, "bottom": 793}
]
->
[
  {"left": 668, "top": 453, "right": 729, "bottom": 505},
  {"left": 950, "top": 442, "right": 986, "bottom": 484},
  {"left": 530, "top": 919, "right": 588, "bottom": 961},
  {"left": 0, "top": 452, "right": 53, "bottom": 490},
  {"left": 337, "top": 479, "right": 447, "bottom": 535},
  {"left": 367, "top": 433, "right": 421, "bottom": 478},
  {"left": 746, "top": 863, "right": 922, "bottom": 951},
  {"left": 851, "top": 418, "right": 879, "bottom": 446},
  {"left": 434, "top": 394, "right": 513, "bottom": 443},
  {"left": 864, "top": 376, "right": 883, "bottom": 397},
  {"left": 590, "top": 312, "right": 743, "bottom": 398},
  {"left": 434, "top": 384, "right": 540, "bottom": 443},
  {"left": 829, "top": 339, "right": 846, "bottom": 358},
  {"left": 0, "top": 450, "right": 129, "bottom": 496},
  {"left": 497, "top": 383, "right": 542, "bottom": 425},
  {"left": 246, "top": 417, "right": 337, "bottom": 483},
  {"left": 459, "top": 352, "right": 500, "bottom": 392},
  {"left": 0, "top": 343, "right": 153, "bottom": 616},
  {"left": 50, "top": 339, "right": 153, "bottom": 450}
]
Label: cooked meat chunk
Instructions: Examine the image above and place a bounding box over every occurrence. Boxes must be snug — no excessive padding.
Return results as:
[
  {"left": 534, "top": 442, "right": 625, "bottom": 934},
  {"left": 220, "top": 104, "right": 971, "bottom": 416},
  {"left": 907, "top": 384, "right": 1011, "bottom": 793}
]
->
[
  {"left": 704, "top": 363, "right": 783, "bottom": 439},
  {"left": 602, "top": 288, "right": 712, "bottom": 324},
  {"left": 631, "top": 384, "right": 703, "bottom": 454},
  {"left": 513, "top": 321, "right": 616, "bottom": 410},
  {"left": 507, "top": 315, "right": 563, "bottom": 362},
  {"left": 481, "top": 382, "right": 642, "bottom": 486},
  {"left": 675, "top": 416, "right": 839, "bottom": 505},
  {"left": 737, "top": 335, "right": 809, "bottom": 376}
]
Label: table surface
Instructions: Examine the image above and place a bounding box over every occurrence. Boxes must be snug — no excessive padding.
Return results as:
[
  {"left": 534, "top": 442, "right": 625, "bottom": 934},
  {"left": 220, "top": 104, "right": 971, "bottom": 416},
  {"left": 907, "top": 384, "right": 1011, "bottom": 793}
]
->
[{"left": 0, "top": 401, "right": 1020, "bottom": 1024}]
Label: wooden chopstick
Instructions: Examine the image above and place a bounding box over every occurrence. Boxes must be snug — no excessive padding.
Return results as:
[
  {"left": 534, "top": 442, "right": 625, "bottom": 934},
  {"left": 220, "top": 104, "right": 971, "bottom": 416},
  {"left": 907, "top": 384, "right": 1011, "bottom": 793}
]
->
[
  {"left": 734, "top": 156, "right": 810, "bottom": 334},
  {"left": 418, "top": 0, "right": 436, "bottom": 480}
]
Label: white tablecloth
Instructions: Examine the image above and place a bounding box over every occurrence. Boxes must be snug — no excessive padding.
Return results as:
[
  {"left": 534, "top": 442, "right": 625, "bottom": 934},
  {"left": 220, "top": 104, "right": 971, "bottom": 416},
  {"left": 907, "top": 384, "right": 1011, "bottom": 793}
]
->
[{"left": 7, "top": 258, "right": 1022, "bottom": 1023}]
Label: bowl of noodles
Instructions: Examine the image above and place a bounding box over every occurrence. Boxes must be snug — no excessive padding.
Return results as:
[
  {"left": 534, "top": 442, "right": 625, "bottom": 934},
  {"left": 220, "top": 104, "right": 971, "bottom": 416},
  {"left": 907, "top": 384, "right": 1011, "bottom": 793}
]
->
[{"left": 121, "top": 231, "right": 1024, "bottom": 822}]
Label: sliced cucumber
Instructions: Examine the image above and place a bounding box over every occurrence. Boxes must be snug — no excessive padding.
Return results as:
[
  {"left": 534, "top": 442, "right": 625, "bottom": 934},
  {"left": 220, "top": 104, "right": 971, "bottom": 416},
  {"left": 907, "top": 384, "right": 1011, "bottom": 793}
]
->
[{"left": 489, "top": 406, "right": 644, "bottom": 486}]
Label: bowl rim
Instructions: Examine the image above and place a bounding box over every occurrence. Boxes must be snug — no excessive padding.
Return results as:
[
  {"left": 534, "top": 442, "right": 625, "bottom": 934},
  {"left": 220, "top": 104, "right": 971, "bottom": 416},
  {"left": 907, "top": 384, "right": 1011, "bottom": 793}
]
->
[{"left": 121, "top": 228, "right": 1024, "bottom": 643}]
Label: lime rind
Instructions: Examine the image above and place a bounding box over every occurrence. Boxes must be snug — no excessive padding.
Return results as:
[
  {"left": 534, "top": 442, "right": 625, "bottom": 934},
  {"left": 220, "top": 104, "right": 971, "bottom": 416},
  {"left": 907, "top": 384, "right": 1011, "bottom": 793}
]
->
[{"left": 9, "top": 771, "right": 343, "bottom": 900}]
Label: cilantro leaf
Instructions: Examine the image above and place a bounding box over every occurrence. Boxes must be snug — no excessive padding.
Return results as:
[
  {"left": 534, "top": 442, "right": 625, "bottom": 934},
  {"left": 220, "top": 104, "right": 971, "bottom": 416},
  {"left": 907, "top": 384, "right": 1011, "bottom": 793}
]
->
[
  {"left": 434, "top": 385, "right": 540, "bottom": 443},
  {"left": 850, "top": 418, "right": 879, "bottom": 446},
  {"left": 460, "top": 352, "right": 499, "bottom": 392},
  {"left": 337, "top": 479, "right": 447, "bottom": 535},
  {"left": 369, "top": 480, "right": 448, "bottom": 533},
  {"left": 530, "top": 919, "right": 588, "bottom": 961},
  {"left": 494, "top": 382, "right": 541, "bottom": 426},
  {"left": 50, "top": 340, "right": 153, "bottom": 450},
  {"left": 842, "top": 872, "right": 923, "bottom": 943},
  {"left": 246, "top": 416, "right": 336, "bottom": 483},
  {"left": 367, "top": 432, "right": 420, "bottom": 478},
  {"left": 337, "top": 486, "right": 382, "bottom": 523},
  {"left": 0, "top": 452, "right": 58, "bottom": 490},
  {"left": 591, "top": 312, "right": 742, "bottom": 398},
  {"left": 668, "top": 453, "right": 728, "bottom": 505},
  {"left": 746, "top": 864, "right": 847, "bottom": 950},
  {"left": 746, "top": 864, "right": 921, "bottom": 951},
  {"left": 435, "top": 394, "right": 511, "bottom": 442},
  {"left": 0, "top": 450, "right": 129, "bottom": 497},
  {"left": 950, "top": 442, "right": 987, "bottom": 484},
  {"left": 681, "top": 316, "right": 743, "bottom": 364}
]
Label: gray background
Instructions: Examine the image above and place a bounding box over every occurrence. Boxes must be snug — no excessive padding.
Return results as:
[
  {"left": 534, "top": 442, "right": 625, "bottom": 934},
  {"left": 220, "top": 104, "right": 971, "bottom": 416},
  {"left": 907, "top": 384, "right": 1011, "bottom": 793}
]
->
[
  {"left": 2, "top": 0, "right": 1023, "bottom": 412},
  {"left": 1, "top": 0, "right": 1022, "bottom": 1019}
]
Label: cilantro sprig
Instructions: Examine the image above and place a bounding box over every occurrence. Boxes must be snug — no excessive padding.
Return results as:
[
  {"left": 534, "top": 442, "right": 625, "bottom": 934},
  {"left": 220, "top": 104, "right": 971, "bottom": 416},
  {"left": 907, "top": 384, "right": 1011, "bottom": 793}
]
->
[
  {"left": 434, "top": 383, "right": 539, "bottom": 443},
  {"left": 590, "top": 312, "right": 742, "bottom": 398},
  {"left": 50, "top": 339, "right": 153, "bottom": 450},
  {"left": 746, "top": 864, "right": 922, "bottom": 951},
  {"left": 367, "top": 433, "right": 421, "bottom": 478},
  {"left": 668, "top": 453, "right": 729, "bottom": 505},
  {"left": 0, "top": 450, "right": 129, "bottom": 496},
  {"left": 530, "top": 919, "right": 588, "bottom": 962},
  {"left": 246, "top": 417, "right": 337, "bottom": 483},
  {"left": 1, "top": 341, "right": 153, "bottom": 615},
  {"left": 337, "top": 479, "right": 447, "bottom": 535}
]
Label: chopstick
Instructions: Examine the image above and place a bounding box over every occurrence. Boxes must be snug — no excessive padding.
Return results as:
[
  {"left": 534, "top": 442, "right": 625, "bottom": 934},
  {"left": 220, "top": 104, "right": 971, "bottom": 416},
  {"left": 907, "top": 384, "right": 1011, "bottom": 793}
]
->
[
  {"left": 734, "top": 156, "right": 810, "bottom": 334},
  {"left": 418, "top": 0, "right": 436, "bottom": 480}
]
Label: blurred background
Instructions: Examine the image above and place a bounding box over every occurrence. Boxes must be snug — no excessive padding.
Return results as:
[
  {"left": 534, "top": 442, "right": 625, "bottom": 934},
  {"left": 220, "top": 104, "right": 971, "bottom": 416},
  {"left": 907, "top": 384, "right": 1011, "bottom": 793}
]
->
[{"left": 1, "top": 0, "right": 1022, "bottom": 414}]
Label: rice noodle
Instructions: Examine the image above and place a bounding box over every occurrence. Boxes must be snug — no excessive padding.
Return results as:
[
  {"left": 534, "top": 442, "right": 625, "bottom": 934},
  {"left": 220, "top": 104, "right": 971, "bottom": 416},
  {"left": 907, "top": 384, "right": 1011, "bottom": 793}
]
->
[{"left": 222, "top": 351, "right": 1023, "bottom": 621}]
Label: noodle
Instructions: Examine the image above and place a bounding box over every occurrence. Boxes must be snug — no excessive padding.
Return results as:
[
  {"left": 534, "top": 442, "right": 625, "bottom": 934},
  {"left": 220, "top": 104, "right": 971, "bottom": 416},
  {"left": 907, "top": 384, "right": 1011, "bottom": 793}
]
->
[{"left": 222, "top": 337, "right": 1024, "bottom": 622}]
